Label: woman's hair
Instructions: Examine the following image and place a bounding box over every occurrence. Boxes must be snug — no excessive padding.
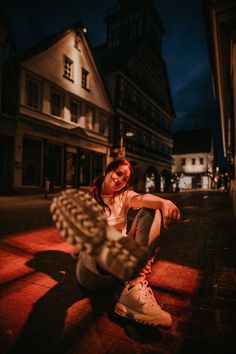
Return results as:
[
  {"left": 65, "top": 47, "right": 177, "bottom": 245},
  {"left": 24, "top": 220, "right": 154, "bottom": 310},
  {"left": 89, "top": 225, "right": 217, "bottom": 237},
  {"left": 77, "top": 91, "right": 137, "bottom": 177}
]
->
[{"left": 89, "top": 159, "right": 134, "bottom": 212}]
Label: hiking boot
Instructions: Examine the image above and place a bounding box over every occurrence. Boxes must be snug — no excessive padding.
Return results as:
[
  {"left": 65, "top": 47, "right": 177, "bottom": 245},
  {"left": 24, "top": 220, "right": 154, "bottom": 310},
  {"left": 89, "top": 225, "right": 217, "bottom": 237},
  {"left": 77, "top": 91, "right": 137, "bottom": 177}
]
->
[
  {"left": 50, "top": 189, "right": 149, "bottom": 281},
  {"left": 115, "top": 280, "right": 172, "bottom": 327}
]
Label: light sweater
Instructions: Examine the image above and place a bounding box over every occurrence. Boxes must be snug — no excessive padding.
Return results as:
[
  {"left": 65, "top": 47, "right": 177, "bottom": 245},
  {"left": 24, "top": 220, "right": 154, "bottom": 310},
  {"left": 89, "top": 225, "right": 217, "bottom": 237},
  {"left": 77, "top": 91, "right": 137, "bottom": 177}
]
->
[{"left": 102, "top": 189, "right": 138, "bottom": 236}]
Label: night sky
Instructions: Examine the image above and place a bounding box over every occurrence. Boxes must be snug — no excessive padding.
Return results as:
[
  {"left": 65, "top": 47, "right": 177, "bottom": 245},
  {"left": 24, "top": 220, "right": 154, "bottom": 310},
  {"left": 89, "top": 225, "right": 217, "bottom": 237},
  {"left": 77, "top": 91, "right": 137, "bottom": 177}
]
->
[{"left": 1, "top": 0, "right": 225, "bottom": 166}]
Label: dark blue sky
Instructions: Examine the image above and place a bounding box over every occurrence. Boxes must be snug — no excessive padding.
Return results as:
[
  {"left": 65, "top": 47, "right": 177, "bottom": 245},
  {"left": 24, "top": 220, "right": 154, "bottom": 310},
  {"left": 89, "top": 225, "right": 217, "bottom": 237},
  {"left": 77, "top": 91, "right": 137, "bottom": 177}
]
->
[{"left": 1, "top": 0, "right": 225, "bottom": 165}]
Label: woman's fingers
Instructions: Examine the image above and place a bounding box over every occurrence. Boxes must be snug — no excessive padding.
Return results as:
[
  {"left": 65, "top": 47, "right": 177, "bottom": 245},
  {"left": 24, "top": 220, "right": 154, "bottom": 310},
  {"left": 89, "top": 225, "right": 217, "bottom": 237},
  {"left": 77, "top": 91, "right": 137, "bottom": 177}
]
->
[{"left": 162, "top": 201, "right": 181, "bottom": 228}]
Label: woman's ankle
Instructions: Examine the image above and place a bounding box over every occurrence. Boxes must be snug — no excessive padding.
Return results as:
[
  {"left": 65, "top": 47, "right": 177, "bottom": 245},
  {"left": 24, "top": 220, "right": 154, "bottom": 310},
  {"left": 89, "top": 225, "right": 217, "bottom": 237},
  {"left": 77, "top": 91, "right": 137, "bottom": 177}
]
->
[{"left": 127, "top": 276, "right": 146, "bottom": 288}]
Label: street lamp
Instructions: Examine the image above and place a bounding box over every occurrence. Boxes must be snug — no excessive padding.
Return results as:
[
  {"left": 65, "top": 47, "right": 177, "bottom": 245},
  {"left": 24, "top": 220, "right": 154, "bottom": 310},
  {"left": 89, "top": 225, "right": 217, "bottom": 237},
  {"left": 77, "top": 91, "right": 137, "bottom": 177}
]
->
[
  {"left": 120, "top": 131, "right": 134, "bottom": 148},
  {"left": 118, "top": 131, "right": 134, "bottom": 158}
]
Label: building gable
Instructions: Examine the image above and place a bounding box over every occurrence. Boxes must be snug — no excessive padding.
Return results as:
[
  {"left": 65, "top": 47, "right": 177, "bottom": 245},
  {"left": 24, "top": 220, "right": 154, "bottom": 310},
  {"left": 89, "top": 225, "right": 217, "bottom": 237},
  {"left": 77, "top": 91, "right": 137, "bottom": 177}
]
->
[{"left": 21, "top": 29, "right": 113, "bottom": 114}]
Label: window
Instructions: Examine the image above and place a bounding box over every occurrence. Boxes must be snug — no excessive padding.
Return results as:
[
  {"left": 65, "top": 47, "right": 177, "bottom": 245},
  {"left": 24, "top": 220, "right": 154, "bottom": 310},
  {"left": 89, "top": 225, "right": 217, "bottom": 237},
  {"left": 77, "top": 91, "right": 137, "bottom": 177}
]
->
[
  {"left": 81, "top": 68, "right": 89, "bottom": 90},
  {"left": 98, "top": 113, "right": 108, "bottom": 135},
  {"left": 199, "top": 157, "right": 204, "bottom": 165},
  {"left": 78, "top": 148, "right": 104, "bottom": 186},
  {"left": 70, "top": 100, "right": 80, "bottom": 124},
  {"left": 151, "top": 136, "right": 157, "bottom": 150},
  {"left": 181, "top": 158, "right": 186, "bottom": 166},
  {"left": 63, "top": 56, "right": 74, "bottom": 81},
  {"left": 22, "top": 138, "right": 42, "bottom": 186},
  {"left": 92, "top": 112, "right": 109, "bottom": 136},
  {"left": 66, "top": 152, "right": 76, "bottom": 187},
  {"left": 85, "top": 105, "right": 94, "bottom": 130},
  {"left": 26, "top": 77, "right": 42, "bottom": 110},
  {"left": 93, "top": 113, "right": 99, "bottom": 133},
  {"left": 44, "top": 142, "right": 62, "bottom": 186},
  {"left": 142, "top": 134, "right": 150, "bottom": 148},
  {"left": 51, "top": 88, "right": 64, "bottom": 117},
  {"left": 192, "top": 158, "right": 196, "bottom": 165}
]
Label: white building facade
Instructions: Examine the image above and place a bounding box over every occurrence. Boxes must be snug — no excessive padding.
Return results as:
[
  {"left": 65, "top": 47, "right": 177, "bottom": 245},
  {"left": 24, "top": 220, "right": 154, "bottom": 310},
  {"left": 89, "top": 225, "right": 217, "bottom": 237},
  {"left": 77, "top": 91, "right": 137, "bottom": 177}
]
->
[
  {"left": 172, "top": 129, "right": 214, "bottom": 190},
  {"left": 1, "top": 23, "right": 114, "bottom": 194}
]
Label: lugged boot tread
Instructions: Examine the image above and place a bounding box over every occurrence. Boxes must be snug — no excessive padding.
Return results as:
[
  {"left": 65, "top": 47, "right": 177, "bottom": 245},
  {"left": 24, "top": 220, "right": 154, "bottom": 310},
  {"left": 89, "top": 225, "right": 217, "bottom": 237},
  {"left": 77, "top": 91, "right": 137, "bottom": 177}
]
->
[
  {"left": 50, "top": 189, "right": 149, "bottom": 280},
  {"left": 50, "top": 189, "right": 107, "bottom": 254}
]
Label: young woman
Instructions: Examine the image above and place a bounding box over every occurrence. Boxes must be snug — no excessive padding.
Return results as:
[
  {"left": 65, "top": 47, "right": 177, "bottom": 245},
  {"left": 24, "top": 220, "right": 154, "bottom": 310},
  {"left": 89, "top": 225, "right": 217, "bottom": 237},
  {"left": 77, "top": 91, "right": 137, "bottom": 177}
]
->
[{"left": 51, "top": 159, "right": 180, "bottom": 327}]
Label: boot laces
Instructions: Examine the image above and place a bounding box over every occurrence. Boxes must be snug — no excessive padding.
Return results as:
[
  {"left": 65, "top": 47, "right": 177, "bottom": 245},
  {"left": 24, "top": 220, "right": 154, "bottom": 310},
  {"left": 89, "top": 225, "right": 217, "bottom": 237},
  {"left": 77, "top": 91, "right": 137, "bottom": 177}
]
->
[{"left": 139, "top": 281, "right": 160, "bottom": 308}]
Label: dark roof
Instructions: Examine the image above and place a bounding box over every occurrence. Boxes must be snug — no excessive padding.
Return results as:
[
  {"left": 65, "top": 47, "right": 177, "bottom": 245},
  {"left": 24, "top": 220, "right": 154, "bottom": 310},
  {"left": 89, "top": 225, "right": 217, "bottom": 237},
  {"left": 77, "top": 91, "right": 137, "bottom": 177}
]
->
[{"left": 172, "top": 129, "right": 213, "bottom": 154}]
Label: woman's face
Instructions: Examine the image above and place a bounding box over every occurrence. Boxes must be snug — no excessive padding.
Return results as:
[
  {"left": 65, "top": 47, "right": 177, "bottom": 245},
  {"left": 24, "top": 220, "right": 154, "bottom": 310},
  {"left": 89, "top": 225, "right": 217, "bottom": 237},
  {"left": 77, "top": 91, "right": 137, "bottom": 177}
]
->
[{"left": 102, "top": 164, "right": 131, "bottom": 194}]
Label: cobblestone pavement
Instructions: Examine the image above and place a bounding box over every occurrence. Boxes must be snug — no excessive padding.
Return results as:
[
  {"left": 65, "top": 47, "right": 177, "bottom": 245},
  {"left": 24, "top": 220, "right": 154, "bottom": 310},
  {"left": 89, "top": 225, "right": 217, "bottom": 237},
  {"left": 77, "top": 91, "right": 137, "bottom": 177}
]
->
[{"left": 0, "top": 191, "right": 235, "bottom": 354}]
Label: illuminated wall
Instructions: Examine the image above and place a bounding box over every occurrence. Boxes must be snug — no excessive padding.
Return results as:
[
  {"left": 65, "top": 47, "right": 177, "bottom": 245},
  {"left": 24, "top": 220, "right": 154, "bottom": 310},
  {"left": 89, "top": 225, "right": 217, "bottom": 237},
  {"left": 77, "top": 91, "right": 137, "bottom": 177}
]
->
[
  {"left": 172, "top": 152, "right": 214, "bottom": 190},
  {"left": 4, "top": 27, "right": 114, "bottom": 192},
  {"left": 173, "top": 152, "right": 213, "bottom": 174}
]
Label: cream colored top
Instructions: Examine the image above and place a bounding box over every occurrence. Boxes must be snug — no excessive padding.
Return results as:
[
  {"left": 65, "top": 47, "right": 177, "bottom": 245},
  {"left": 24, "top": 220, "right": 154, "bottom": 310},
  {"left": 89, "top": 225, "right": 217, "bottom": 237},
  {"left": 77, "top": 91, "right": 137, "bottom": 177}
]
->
[{"left": 102, "top": 190, "right": 138, "bottom": 236}]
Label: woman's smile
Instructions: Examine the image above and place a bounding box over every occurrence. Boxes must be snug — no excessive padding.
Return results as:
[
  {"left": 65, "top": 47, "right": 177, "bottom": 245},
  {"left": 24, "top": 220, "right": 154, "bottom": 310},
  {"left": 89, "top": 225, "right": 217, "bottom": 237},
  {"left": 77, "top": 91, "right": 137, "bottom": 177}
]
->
[
  {"left": 102, "top": 164, "right": 131, "bottom": 194},
  {"left": 112, "top": 178, "right": 121, "bottom": 187}
]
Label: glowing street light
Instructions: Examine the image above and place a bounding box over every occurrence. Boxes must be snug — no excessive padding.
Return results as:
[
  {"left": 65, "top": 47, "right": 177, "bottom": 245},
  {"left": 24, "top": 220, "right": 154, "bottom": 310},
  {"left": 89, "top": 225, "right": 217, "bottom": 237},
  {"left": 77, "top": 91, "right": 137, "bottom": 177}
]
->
[
  {"left": 120, "top": 131, "right": 134, "bottom": 148},
  {"left": 119, "top": 131, "right": 134, "bottom": 158}
]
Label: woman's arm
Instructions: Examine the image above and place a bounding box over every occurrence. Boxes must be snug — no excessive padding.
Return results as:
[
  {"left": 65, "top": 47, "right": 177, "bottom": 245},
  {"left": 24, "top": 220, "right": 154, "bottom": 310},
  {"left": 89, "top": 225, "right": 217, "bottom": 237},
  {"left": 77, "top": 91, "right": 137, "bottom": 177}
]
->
[{"left": 130, "top": 193, "right": 180, "bottom": 229}]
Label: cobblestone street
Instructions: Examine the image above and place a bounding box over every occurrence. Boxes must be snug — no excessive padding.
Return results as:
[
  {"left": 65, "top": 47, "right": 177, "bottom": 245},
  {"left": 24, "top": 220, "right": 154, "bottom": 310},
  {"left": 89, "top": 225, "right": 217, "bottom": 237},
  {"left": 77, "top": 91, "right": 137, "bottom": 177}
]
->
[{"left": 0, "top": 191, "right": 235, "bottom": 354}]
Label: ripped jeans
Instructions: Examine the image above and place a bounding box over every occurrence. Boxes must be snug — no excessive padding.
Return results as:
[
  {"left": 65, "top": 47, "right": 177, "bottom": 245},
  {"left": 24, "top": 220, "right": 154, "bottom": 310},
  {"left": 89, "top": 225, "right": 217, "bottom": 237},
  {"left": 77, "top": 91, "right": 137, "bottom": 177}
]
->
[{"left": 76, "top": 208, "right": 161, "bottom": 291}]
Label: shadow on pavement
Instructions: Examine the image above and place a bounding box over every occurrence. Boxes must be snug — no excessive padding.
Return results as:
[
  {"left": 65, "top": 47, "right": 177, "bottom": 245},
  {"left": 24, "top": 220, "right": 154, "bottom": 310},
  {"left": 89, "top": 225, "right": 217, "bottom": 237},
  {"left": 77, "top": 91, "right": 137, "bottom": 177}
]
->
[
  {"left": 11, "top": 250, "right": 162, "bottom": 353},
  {"left": 10, "top": 250, "right": 85, "bottom": 353}
]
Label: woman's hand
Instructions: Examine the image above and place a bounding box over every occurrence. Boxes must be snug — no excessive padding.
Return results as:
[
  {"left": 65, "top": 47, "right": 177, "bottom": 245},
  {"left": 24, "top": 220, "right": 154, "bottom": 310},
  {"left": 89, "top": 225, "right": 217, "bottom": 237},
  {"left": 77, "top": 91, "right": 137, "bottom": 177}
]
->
[
  {"left": 130, "top": 193, "right": 181, "bottom": 229},
  {"left": 161, "top": 199, "right": 181, "bottom": 229}
]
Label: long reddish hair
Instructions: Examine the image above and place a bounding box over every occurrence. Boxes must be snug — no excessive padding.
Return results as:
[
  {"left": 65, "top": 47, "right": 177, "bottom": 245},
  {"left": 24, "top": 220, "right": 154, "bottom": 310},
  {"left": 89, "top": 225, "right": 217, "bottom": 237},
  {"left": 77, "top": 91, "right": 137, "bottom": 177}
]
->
[{"left": 89, "top": 159, "right": 134, "bottom": 212}]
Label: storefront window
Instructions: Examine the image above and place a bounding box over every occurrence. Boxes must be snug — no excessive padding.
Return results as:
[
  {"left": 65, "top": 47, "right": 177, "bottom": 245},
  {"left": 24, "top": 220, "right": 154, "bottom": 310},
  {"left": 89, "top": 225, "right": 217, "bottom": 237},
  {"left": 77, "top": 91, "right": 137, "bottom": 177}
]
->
[
  {"left": 44, "top": 142, "right": 62, "bottom": 186},
  {"left": 22, "top": 138, "right": 42, "bottom": 186},
  {"left": 92, "top": 153, "right": 104, "bottom": 181},
  {"left": 66, "top": 152, "right": 76, "bottom": 187},
  {"left": 78, "top": 148, "right": 104, "bottom": 186}
]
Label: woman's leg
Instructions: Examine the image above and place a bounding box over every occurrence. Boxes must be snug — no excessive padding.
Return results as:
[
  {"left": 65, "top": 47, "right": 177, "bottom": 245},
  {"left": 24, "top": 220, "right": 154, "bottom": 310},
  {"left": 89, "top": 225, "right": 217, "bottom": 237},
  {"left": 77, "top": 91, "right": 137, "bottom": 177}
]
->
[
  {"left": 76, "top": 209, "right": 161, "bottom": 291},
  {"left": 51, "top": 189, "right": 150, "bottom": 282},
  {"left": 128, "top": 208, "right": 162, "bottom": 248},
  {"left": 76, "top": 251, "right": 121, "bottom": 291},
  {"left": 147, "top": 209, "right": 162, "bottom": 257},
  {"left": 115, "top": 209, "right": 172, "bottom": 327},
  {"left": 127, "top": 208, "right": 162, "bottom": 285}
]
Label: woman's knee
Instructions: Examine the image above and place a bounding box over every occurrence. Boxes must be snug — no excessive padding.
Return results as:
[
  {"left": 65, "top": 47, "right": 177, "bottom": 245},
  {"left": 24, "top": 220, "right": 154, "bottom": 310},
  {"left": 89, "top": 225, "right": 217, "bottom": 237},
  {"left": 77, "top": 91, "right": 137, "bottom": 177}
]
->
[
  {"left": 129, "top": 208, "right": 162, "bottom": 247},
  {"left": 130, "top": 208, "right": 155, "bottom": 245}
]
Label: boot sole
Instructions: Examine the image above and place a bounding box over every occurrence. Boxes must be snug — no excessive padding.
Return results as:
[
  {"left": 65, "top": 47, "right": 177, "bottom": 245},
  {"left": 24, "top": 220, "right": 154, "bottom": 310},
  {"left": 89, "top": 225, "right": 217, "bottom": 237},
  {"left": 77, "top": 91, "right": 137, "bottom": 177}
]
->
[
  {"left": 114, "top": 302, "right": 172, "bottom": 328},
  {"left": 50, "top": 189, "right": 149, "bottom": 280}
]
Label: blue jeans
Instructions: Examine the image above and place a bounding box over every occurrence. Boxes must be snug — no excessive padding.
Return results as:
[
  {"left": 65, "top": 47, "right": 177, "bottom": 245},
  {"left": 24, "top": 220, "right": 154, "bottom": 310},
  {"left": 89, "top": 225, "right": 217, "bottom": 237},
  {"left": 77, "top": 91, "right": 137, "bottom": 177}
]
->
[{"left": 76, "top": 209, "right": 155, "bottom": 291}]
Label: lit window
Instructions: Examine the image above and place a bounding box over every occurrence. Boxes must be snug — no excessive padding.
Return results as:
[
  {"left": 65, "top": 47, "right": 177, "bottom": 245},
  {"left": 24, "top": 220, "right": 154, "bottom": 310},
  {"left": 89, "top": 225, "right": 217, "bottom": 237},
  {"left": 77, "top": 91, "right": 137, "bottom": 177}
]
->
[
  {"left": 192, "top": 158, "right": 196, "bottom": 165},
  {"left": 63, "top": 56, "right": 74, "bottom": 81},
  {"left": 51, "top": 88, "right": 64, "bottom": 117},
  {"left": 70, "top": 100, "right": 80, "bottom": 124},
  {"left": 26, "top": 77, "right": 42, "bottom": 110},
  {"left": 85, "top": 105, "right": 94, "bottom": 130},
  {"left": 81, "top": 68, "right": 89, "bottom": 90}
]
